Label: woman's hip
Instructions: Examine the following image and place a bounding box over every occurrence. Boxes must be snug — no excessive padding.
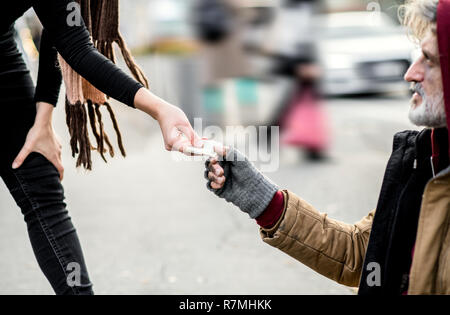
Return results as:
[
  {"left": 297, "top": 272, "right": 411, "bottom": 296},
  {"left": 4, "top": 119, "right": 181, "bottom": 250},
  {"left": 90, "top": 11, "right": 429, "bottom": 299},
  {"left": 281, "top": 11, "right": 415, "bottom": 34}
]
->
[{"left": 0, "top": 98, "right": 36, "bottom": 165}]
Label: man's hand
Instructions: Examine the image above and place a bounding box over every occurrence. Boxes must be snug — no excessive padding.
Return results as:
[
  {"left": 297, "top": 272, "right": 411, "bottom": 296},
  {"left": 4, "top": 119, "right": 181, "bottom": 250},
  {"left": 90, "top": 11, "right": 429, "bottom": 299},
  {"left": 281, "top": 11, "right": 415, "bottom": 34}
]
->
[
  {"left": 204, "top": 147, "right": 279, "bottom": 219},
  {"left": 205, "top": 142, "right": 228, "bottom": 189},
  {"left": 12, "top": 102, "right": 64, "bottom": 180},
  {"left": 206, "top": 157, "right": 226, "bottom": 190}
]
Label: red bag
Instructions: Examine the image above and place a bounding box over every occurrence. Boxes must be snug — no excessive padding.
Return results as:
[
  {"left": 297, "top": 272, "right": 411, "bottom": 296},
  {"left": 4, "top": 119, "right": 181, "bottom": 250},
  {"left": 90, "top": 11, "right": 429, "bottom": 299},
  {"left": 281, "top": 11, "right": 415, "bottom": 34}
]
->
[{"left": 280, "top": 88, "right": 330, "bottom": 151}]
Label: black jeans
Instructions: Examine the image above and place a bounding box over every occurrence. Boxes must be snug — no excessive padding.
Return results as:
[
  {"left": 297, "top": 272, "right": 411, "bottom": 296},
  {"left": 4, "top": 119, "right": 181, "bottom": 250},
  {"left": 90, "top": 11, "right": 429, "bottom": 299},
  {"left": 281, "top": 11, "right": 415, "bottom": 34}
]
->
[
  {"left": 0, "top": 101, "right": 94, "bottom": 294},
  {"left": 0, "top": 153, "right": 94, "bottom": 295},
  {"left": 1, "top": 27, "right": 93, "bottom": 294}
]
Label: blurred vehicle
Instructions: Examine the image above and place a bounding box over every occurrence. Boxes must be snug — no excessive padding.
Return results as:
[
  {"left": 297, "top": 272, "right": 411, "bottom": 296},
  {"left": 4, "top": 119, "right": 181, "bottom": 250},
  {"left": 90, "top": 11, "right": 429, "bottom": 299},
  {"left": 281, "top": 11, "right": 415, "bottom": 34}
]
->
[{"left": 317, "top": 11, "right": 416, "bottom": 96}]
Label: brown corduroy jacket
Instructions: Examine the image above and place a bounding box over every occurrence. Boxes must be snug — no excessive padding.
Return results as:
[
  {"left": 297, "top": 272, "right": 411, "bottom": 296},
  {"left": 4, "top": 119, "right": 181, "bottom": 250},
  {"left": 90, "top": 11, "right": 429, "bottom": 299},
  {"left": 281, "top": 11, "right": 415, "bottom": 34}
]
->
[{"left": 260, "top": 166, "right": 450, "bottom": 294}]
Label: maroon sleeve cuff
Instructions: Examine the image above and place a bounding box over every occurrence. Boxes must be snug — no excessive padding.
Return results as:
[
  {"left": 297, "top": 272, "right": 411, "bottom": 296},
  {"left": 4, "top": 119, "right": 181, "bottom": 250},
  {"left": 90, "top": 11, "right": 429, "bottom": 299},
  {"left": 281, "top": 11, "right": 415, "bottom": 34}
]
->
[{"left": 256, "top": 190, "right": 284, "bottom": 229}]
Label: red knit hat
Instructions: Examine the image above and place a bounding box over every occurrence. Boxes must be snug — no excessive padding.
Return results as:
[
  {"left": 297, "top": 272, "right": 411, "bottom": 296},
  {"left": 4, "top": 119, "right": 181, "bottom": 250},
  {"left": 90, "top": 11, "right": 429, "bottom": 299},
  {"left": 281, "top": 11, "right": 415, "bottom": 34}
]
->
[{"left": 437, "top": 0, "right": 450, "bottom": 157}]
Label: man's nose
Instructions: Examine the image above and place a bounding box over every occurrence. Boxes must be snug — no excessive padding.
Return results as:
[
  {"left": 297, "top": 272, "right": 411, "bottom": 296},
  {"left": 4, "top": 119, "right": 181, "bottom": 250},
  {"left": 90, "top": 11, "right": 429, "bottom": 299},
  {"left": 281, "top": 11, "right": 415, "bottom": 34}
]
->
[{"left": 404, "top": 59, "right": 424, "bottom": 83}]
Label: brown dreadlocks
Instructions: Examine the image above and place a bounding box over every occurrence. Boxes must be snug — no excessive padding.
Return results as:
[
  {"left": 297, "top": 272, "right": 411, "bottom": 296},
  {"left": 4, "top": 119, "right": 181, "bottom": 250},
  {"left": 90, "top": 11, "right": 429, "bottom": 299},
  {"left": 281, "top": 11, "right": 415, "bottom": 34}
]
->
[{"left": 59, "top": 0, "right": 149, "bottom": 170}]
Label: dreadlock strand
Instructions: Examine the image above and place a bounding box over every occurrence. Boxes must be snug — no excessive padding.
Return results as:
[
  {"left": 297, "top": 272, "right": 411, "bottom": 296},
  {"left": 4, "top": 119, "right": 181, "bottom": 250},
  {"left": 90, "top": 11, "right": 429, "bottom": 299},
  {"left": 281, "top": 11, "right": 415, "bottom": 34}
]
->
[
  {"left": 87, "top": 100, "right": 107, "bottom": 162},
  {"left": 65, "top": 97, "right": 72, "bottom": 132},
  {"left": 116, "top": 35, "right": 149, "bottom": 88},
  {"left": 109, "top": 42, "right": 117, "bottom": 64},
  {"left": 105, "top": 102, "right": 126, "bottom": 157},
  {"left": 75, "top": 104, "right": 86, "bottom": 167},
  {"left": 60, "top": 0, "right": 149, "bottom": 170},
  {"left": 90, "top": 0, "right": 103, "bottom": 40},
  {"left": 95, "top": 102, "right": 115, "bottom": 158},
  {"left": 66, "top": 99, "right": 78, "bottom": 157},
  {"left": 79, "top": 103, "right": 93, "bottom": 170},
  {"left": 94, "top": 103, "right": 106, "bottom": 158},
  {"left": 80, "top": 0, "right": 92, "bottom": 33},
  {"left": 105, "top": 41, "right": 115, "bottom": 63},
  {"left": 103, "top": 131, "right": 115, "bottom": 158}
]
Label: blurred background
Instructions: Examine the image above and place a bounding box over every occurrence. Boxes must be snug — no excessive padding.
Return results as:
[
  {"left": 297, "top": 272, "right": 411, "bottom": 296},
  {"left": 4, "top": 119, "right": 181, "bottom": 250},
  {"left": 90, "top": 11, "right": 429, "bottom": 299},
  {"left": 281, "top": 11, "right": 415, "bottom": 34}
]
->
[{"left": 1, "top": 0, "right": 421, "bottom": 294}]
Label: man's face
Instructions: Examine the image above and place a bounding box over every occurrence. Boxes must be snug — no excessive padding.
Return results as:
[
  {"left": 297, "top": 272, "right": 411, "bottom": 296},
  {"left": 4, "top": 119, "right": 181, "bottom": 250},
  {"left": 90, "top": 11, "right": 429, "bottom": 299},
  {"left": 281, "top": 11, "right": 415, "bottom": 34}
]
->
[{"left": 404, "top": 29, "right": 447, "bottom": 128}]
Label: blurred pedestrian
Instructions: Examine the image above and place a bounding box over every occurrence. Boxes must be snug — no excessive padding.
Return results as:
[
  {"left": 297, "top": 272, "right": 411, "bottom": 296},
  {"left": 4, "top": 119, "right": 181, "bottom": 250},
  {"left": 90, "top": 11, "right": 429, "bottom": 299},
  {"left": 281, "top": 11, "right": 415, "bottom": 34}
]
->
[
  {"left": 267, "top": 0, "right": 330, "bottom": 160},
  {"left": 279, "top": 43, "right": 330, "bottom": 160},
  {"left": 205, "top": 0, "right": 450, "bottom": 295},
  {"left": 194, "top": 0, "right": 251, "bottom": 86}
]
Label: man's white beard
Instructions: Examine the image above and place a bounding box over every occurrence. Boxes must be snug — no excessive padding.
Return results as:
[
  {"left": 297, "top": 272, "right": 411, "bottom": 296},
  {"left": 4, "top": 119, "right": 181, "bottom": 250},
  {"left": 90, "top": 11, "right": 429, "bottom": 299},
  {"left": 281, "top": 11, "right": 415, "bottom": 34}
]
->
[{"left": 409, "top": 84, "right": 447, "bottom": 128}]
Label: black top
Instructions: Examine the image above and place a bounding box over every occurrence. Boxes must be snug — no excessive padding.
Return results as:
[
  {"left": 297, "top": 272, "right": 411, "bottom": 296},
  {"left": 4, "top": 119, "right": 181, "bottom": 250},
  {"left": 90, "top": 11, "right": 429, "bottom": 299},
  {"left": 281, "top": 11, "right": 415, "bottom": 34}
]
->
[{"left": 1, "top": 0, "right": 144, "bottom": 108}]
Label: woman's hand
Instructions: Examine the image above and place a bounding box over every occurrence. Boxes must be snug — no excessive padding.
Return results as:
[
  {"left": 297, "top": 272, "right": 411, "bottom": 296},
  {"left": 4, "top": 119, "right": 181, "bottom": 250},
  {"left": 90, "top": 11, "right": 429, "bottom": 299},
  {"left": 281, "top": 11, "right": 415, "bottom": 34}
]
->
[
  {"left": 157, "top": 103, "right": 200, "bottom": 152},
  {"left": 12, "top": 102, "right": 64, "bottom": 180},
  {"left": 134, "top": 88, "right": 201, "bottom": 152}
]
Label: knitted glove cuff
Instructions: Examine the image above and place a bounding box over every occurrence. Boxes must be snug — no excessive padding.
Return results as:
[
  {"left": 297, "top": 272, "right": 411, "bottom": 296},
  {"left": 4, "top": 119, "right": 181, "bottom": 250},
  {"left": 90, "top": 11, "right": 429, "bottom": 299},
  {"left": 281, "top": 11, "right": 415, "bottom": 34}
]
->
[
  {"left": 241, "top": 172, "right": 279, "bottom": 219},
  {"left": 206, "top": 148, "right": 279, "bottom": 219}
]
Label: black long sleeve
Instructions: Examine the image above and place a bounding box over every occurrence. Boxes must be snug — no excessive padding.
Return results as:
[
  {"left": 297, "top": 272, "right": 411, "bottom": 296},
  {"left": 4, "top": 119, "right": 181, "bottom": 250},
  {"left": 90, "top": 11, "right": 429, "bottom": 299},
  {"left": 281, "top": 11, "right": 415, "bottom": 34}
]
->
[
  {"left": 31, "top": 0, "right": 144, "bottom": 108},
  {"left": 34, "top": 28, "right": 62, "bottom": 107}
]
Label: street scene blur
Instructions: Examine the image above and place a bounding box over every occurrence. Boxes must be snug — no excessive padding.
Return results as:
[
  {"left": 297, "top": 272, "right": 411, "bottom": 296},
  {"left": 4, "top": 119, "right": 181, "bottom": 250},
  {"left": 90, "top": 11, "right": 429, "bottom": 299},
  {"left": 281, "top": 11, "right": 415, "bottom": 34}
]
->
[{"left": 1, "top": 0, "right": 421, "bottom": 294}]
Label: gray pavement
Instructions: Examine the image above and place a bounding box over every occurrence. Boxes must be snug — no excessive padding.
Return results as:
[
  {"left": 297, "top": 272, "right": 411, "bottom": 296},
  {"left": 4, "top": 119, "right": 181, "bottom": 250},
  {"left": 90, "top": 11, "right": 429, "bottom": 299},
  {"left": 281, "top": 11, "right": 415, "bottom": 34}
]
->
[{"left": 0, "top": 87, "right": 420, "bottom": 294}]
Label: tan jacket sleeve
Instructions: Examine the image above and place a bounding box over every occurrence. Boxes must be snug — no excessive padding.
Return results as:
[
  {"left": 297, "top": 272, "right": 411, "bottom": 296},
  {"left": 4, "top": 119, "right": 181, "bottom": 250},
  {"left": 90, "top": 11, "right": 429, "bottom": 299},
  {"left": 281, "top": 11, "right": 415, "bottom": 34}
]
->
[{"left": 260, "top": 190, "right": 374, "bottom": 287}]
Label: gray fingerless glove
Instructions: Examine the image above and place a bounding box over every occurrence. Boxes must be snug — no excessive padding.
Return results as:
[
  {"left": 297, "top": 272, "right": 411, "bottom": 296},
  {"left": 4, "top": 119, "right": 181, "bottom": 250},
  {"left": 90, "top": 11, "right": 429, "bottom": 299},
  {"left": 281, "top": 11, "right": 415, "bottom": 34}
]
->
[{"left": 205, "top": 148, "right": 279, "bottom": 219}]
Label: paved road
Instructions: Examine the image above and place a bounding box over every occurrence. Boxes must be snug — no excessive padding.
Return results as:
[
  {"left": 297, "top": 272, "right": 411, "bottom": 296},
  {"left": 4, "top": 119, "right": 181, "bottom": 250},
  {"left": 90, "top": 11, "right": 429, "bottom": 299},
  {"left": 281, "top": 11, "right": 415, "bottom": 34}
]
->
[{"left": 0, "top": 86, "right": 421, "bottom": 294}]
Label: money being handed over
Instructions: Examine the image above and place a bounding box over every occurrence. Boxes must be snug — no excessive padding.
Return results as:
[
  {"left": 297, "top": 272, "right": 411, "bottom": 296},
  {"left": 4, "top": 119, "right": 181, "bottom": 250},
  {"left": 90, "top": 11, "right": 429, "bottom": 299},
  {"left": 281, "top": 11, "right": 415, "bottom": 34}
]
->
[{"left": 184, "top": 140, "right": 223, "bottom": 159}]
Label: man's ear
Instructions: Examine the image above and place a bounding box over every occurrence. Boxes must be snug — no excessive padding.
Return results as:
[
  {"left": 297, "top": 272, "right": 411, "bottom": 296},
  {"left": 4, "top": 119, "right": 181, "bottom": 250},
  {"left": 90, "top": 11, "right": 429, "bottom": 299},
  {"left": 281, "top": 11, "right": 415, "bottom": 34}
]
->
[{"left": 431, "top": 24, "right": 437, "bottom": 35}]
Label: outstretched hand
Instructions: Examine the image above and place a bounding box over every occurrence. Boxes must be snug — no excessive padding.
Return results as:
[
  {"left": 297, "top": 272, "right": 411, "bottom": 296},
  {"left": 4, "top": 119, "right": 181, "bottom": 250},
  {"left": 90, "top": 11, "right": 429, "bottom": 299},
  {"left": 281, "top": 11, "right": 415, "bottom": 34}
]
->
[
  {"left": 157, "top": 103, "right": 202, "bottom": 153},
  {"left": 205, "top": 143, "right": 228, "bottom": 190},
  {"left": 133, "top": 88, "right": 202, "bottom": 154},
  {"left": 203, "top": 145, "right": 279, "bottom": 219}
]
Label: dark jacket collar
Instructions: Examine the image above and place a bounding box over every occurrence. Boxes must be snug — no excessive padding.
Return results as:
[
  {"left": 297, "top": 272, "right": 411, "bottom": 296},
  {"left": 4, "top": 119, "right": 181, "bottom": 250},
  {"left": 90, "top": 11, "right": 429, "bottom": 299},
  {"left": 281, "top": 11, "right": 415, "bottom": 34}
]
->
[{"left": 415, "top": 128, "right": 449, "bottom": 173}]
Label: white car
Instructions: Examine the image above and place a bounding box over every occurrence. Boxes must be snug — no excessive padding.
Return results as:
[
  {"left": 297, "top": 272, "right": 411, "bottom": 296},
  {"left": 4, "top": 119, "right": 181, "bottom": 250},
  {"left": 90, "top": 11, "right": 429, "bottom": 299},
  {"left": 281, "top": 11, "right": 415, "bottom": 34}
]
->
[{"left": 317, "top": 11, "right": 417, "bottom": 96}]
